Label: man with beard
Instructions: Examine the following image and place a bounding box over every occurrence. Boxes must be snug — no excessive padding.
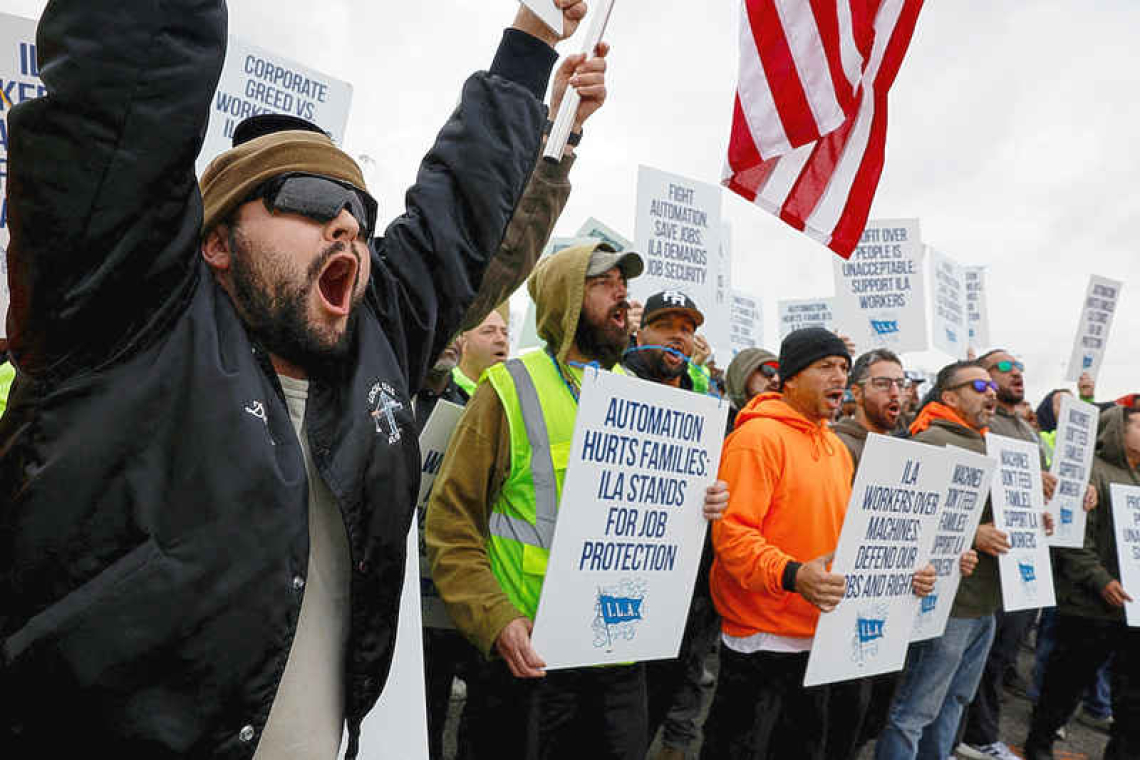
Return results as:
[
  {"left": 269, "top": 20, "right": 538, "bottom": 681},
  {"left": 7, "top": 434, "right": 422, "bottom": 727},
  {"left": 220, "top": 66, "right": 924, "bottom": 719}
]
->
[
  {"left": 833, "top": 349, "right": 906, "bottom": 471},
  {"left": 622, "top": 290, "right": 702, "bottom": 388},
  {"left": 877, "top": 361, "right": 1049, "bottom": 760},
  {"left": 956, "top": 350, "right": 1064, "bottom": 760},
  {"left": 0, "top": 1, "right": 599, "bottom": 757},
  {"left": 701, "top": 328, "right": 936, "bottom": 760},
  {"left": 425, "top": 242, "right": 729, "bottom": 759}
]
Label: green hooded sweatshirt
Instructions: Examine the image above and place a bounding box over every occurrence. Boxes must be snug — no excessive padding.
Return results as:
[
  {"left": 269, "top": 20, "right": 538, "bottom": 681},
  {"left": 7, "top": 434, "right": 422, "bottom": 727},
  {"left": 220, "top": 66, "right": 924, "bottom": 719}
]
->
[{"left": 1053, "top": 406, "right": 1140, "bottom": 622}]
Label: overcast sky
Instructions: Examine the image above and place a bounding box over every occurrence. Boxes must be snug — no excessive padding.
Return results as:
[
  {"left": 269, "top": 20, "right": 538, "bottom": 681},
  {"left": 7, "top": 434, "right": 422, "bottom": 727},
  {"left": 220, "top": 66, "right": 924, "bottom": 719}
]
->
[{"left": 7, "top": 0, "right": 1138, "bottom": 405}]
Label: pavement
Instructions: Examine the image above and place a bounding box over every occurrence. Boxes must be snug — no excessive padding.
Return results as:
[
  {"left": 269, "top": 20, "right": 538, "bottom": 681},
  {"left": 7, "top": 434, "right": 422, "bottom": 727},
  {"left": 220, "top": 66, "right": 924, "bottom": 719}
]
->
[{"left": 442, "top": 635, "right": 1112, "bottom": 759}]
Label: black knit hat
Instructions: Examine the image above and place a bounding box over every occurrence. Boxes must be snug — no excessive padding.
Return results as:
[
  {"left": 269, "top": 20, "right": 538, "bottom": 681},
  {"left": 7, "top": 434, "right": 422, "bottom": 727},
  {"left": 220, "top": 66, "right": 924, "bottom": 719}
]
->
[{"left": 778, "top": 328, "right": 851, "bottom": 388}]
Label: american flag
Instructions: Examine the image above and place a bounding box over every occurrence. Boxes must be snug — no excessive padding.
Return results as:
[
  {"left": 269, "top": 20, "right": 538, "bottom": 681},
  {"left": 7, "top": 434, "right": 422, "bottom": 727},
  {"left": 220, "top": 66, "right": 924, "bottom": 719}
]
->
[{"left": 724, "top": 0, "right": 924, "bottom": 258}]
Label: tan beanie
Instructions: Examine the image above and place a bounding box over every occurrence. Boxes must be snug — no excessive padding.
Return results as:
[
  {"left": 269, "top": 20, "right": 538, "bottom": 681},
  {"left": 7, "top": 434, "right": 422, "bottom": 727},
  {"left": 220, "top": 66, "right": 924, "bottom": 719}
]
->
[{"left": 199, "top": 130, "right": 367, "bottom": 235}]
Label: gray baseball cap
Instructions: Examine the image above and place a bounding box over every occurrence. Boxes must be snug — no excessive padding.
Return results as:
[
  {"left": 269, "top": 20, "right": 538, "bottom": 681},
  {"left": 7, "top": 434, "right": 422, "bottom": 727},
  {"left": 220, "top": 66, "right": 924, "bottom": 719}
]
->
[{"left": 585, "top": 244, "right": 644, "bottom": 280}]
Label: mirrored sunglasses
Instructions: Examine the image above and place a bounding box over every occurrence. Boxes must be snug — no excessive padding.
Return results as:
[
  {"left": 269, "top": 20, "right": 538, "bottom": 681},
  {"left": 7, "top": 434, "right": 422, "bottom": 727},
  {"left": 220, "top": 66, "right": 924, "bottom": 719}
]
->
[
  {"left": 249, "top": 172, "right": 378, "bottom": 240},
  {"left": 950, "top": 378, "right": 998, "bottom": 394},
  {"left": 992, "top": 360, "right": 1024, "bottom": 373}
]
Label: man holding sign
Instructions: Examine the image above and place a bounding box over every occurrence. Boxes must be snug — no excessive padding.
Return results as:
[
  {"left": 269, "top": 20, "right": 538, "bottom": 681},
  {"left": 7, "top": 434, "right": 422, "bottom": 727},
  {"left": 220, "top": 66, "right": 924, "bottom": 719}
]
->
[
  {"left": 701, "top": 328, "right": 935, "bottom": 760},
  {"left": 0, "top": 0, "right": 592, "bottom": 757},
  {"left": 425, "top": 242, "right": 728, "bottom": 759},
  {"left": 1025, "top": 405, "right": 1140, "bottom": 759}
]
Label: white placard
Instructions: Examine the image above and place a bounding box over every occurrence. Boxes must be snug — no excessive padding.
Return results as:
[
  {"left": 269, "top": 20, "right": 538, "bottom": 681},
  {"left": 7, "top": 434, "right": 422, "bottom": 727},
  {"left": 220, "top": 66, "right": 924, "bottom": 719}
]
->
[
  {"left": 778, "top": 297, "right": 837, "bottom": 339},
  {"left": 832, "top": 219, "right": 927, "bottom": 354},
  {"left": 964, "top": 266, "right": 990, "bottom": 351},
  {"left": 519, "top": 0, "right": 564, "bottom": 37},
  {"left": 633, "top": 165, "right": 726, "bottom": 362},
  {"left": 1065, "top": 275, "right": 1124, "bottom": 382},
  {"left": 0, "top": 12, "right": 44, "bottom": 340},
  {"left": 804, "top": 435, "right": 951, "bottom": 687},
  {"left": 929, "top": 248, "right": 968, "bottom": 360},
  {"left": 346, "top": 522, "right": 429, "bottom": 760},
  {"left": 1046, "top": 395, "right": 1098, "bottom": 548},
  {"left": 530, "top": 370, "right": 728, "bottom": 669},
  {"left": 713, "top": 223, "right": 733, "bottom": 362},
  {"left": 1110, "top": 483, "right": 1140, "bottom": 628},
  {"left": 577, "top": 216, "right": 632, "bottom": 252},
  {"left": 911, "top": 449, "right": 996, "bottom": 642},
  {"left": 197, "top": 36, "right": 353, "bottom": 174},
  {"left": 729, "top": 290, "right": 762, "bottom": 357},
  {"left": 511, "top": 236, "right": 596, "bottom": 356},
  {"left": 416, "top": 400, "right": 466, "bottom": 629},
  {"left": 987, "top": 433, "right": 1056, "bottom": 612}
]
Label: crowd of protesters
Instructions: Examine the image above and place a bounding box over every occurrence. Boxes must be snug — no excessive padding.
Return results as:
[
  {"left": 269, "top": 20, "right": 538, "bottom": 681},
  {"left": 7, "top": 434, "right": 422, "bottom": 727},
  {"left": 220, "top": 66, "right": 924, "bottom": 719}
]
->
[{"left": 1, "top": 2, "right": 1136, "bottom": 760}]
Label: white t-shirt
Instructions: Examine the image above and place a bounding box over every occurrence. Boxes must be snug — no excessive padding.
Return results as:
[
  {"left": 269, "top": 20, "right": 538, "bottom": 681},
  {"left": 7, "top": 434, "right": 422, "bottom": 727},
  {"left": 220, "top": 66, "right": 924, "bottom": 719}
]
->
[{"left": 254, "top": 376, "right": 351, "bottom": 759}]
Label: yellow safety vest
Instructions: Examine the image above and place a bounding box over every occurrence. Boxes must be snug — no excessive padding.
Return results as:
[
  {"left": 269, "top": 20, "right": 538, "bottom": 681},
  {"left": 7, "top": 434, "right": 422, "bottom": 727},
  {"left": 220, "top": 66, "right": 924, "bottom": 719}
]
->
[{"left": 451, "top": 366, "right": 477, "bottom": 397}]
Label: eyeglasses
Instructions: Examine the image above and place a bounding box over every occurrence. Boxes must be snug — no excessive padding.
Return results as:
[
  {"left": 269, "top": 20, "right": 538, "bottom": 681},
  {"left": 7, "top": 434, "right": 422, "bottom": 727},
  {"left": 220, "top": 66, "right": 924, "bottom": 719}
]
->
[
  {"left": 758, "top": 362, "right": 779, "bottom": 378},
  {"left": 948, "top": 378, "right": 998, "bottom": 394},
  {"left": 864, "top": 377, "right": 907, "bottom": 391},
  {"left": 248, "top": 172, "right": 378, "bottom": 240},
  {"left": 989, "top": 360, "right": 1024, "bottom": 373}
]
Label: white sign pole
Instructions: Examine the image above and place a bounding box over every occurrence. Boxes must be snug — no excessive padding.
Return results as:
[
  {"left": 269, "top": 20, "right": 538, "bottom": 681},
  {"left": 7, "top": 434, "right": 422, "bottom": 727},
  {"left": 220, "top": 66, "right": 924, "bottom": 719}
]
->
[
  {"left": 1110, "top": 483, "right": 1140, "bottom": 628},
  {"left": 832, "top": 219, "right": 927, "bottom": 354},
  {"left": 804, "top": 435, "right": 952, "bottom": 686},
  {"left": 929, "top": 247, "right": 968, "bottom": 360},
  {"left": 530, "top": 370, "right": 727, "bottom": 669},
  {"left": 1046, "top": 395, "right": 1098, "bottom": 548},
  {"left": 778, "top": 297, "right": 837, "bottom": 339},
  {"left": 987, "top": 433, "right": 1056, "bottom": 611},
  {"left": 543, "top": 0, "right": 615, "bottom": 162},
  {"left": 0, "top": 13, "right": 44, "bottom": 340},
  {"left": 1065, "top": 274, "right": 1124, "bottom": 382},
  {"left": 911, "top": 449, "right": 996, "bottom": 642}
]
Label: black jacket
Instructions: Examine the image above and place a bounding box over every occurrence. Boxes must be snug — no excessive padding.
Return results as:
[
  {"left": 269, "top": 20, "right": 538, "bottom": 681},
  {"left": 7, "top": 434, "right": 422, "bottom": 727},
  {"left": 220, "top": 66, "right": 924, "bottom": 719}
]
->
[{"left": 0, "top": 1, "right": 550, "bottom": 757}]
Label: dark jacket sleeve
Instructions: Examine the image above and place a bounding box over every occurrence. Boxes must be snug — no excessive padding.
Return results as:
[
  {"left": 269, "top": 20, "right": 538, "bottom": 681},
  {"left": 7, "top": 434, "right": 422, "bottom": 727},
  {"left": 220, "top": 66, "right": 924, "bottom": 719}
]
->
[
  {"left": 369, "top": 30, "right": 554, "bottom": 395},
  {"left": 5, "top": 0, "right": 226, "bottom": 379}
]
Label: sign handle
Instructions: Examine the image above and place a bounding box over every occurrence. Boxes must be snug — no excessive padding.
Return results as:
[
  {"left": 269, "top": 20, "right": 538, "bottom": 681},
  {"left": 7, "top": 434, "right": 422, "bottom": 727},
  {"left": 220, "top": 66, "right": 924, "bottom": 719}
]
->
[{"left": 543, "top": 0, "right": 616, "bottom": 163}]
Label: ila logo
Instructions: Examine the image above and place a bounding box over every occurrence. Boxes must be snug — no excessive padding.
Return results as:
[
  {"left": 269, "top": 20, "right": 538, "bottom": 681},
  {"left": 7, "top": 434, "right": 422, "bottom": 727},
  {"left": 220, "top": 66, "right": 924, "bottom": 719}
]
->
[
  {"left": 851, "top": 604, "right": 888, "bottom": 664},
  {"left": 592, "top": 578, "right": 648, "bottom": 652}
]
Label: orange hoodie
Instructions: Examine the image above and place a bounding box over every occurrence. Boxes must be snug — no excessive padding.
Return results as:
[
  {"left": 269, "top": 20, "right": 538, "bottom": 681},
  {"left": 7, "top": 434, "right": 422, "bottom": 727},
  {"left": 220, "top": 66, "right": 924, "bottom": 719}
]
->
[
  {"left": 909, "top": 401, "right": 987, "bottom": 437},
  {"left": 710, "top": 392, "right": 854, "bottom": 639}
]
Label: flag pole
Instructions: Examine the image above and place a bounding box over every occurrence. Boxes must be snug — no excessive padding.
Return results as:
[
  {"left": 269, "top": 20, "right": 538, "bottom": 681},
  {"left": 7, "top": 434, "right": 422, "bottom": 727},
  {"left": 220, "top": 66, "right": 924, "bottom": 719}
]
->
[{"left": 543, "top": 0, "right": 616, "bottom": 163}]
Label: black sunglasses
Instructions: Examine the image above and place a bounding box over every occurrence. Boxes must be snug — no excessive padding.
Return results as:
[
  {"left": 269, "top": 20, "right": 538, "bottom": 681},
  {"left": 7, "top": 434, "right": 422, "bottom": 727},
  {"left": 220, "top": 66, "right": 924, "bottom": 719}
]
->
[
  {"left": 248, "top": 172, "right": 378, "bottom": 240},
  {"left": 758, "top": 362, "right": 779, "bottom": 378}
]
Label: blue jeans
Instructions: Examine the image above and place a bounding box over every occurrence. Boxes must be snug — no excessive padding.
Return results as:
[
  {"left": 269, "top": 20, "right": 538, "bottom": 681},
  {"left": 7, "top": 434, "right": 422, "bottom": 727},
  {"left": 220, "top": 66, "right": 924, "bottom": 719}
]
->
[{"left": 875, "top": 614, "right": 996, "bottom": 760}]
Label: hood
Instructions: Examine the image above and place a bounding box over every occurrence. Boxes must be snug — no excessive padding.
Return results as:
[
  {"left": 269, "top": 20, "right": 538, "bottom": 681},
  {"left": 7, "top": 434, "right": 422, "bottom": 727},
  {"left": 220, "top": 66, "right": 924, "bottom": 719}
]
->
[
  {"left": 725, "top": 347, "right": 778, "bottom": 410},
  {"left": 910, "top": 401, "right": 987, "bottom": 437},
  {"left": 832, "top": 415, "right": 868, "bottom": 441},
  {"left": 528, "top": 241, "right": 605, "bottom": 364},
  {"left": 735, "top": 391, "right": 826, "bottom": 436},
  {"left": 1035, "top": 389, "right": 1068, "bottom": 433},
  {"left": 1096, "top": 405, "right": 1134, "bottom": 470}
]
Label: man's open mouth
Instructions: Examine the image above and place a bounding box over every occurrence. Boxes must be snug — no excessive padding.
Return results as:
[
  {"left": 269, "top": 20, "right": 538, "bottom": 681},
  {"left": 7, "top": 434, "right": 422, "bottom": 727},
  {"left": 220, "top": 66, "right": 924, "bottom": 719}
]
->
[
  {"left": 317, "top": 253, "right": 358, "bottom": 316},
  {"left": 824, "top": 389, "right": 845, "bottom": 406}
]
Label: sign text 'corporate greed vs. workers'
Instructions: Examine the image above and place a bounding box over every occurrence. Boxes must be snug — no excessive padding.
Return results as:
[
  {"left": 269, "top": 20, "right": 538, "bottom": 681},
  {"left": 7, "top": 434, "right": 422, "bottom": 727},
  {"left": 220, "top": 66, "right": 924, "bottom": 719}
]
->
[{"left": 531, "top": 370, "right": 727, "bottom": 670}]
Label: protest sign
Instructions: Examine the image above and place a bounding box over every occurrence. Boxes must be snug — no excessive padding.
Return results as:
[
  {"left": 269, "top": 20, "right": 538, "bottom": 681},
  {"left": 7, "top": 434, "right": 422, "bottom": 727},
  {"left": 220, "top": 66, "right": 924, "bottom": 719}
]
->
[
  {"left": 1065, "top": 275, "right": 1124, "bottom": 382},
  {"left": 633, "top": 165, "right": 726, "bottom": 360},
  {"left": 1046, "top": 395, "right": 1098, "bottom": 548},
  {"left": 929, "top": 248, "right": 968, "bottom": 359},
  {"left": 987, "top": 433, "right": 1056, "bottom": 611},
  {"left": 197, "top": 36, "right": 353, "bottom": 174},
  {"left": 348, "top": 517, "right": 429, "bottom": 759},
  {"left": 804, "top": 435, "right": 950, "bottom": 686},
  {"left": 578, "top": 216, "right": 631, "bottom": 252},
  {"left": 1110, "top": 483, "right": 1140, "bottom": 627},
  {"left": 713, "top": 223, "right": 733, "bottom": 361},
  {"left": 778, "top": 297, "right": 837, "bottom": 339},
  {"left": 832, "top": 219, "right": 927, "bottom": 354},
  {"left": 511, "top": 236, "right": 596, "bottom": 356},
  {"left": 964, "top": 266, "right": 990, "bottom": 351},
  {"left": 911, "top": 449, "right": 995, "bottom": 642},
  {"left": 729, "top": 291, "right": 762, "bottom": 357},
  {"left": 0, "top": 12, "right": 43, "bottom": 339},
  {"left": 519, "top": 0, "right": 564, "bottom": 36},
  {"left": 416, "top": 400, "right": 465, "bottom": 629},
  {"left": 530, "top": 370, "right": 727, "bottom": 669}
]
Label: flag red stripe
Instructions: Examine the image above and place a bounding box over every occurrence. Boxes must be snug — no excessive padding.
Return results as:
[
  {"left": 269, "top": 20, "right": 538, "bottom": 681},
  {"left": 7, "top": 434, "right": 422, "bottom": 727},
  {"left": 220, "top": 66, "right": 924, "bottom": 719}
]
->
[
  {"left": 745, "top": 0, "right": 821, "bottom": 150},
  {"left": 728, "top": 95, "right": 762, "bottom": 177},
  {"left": 808, "top": 0, "right": 857, "bottom": 117}
]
